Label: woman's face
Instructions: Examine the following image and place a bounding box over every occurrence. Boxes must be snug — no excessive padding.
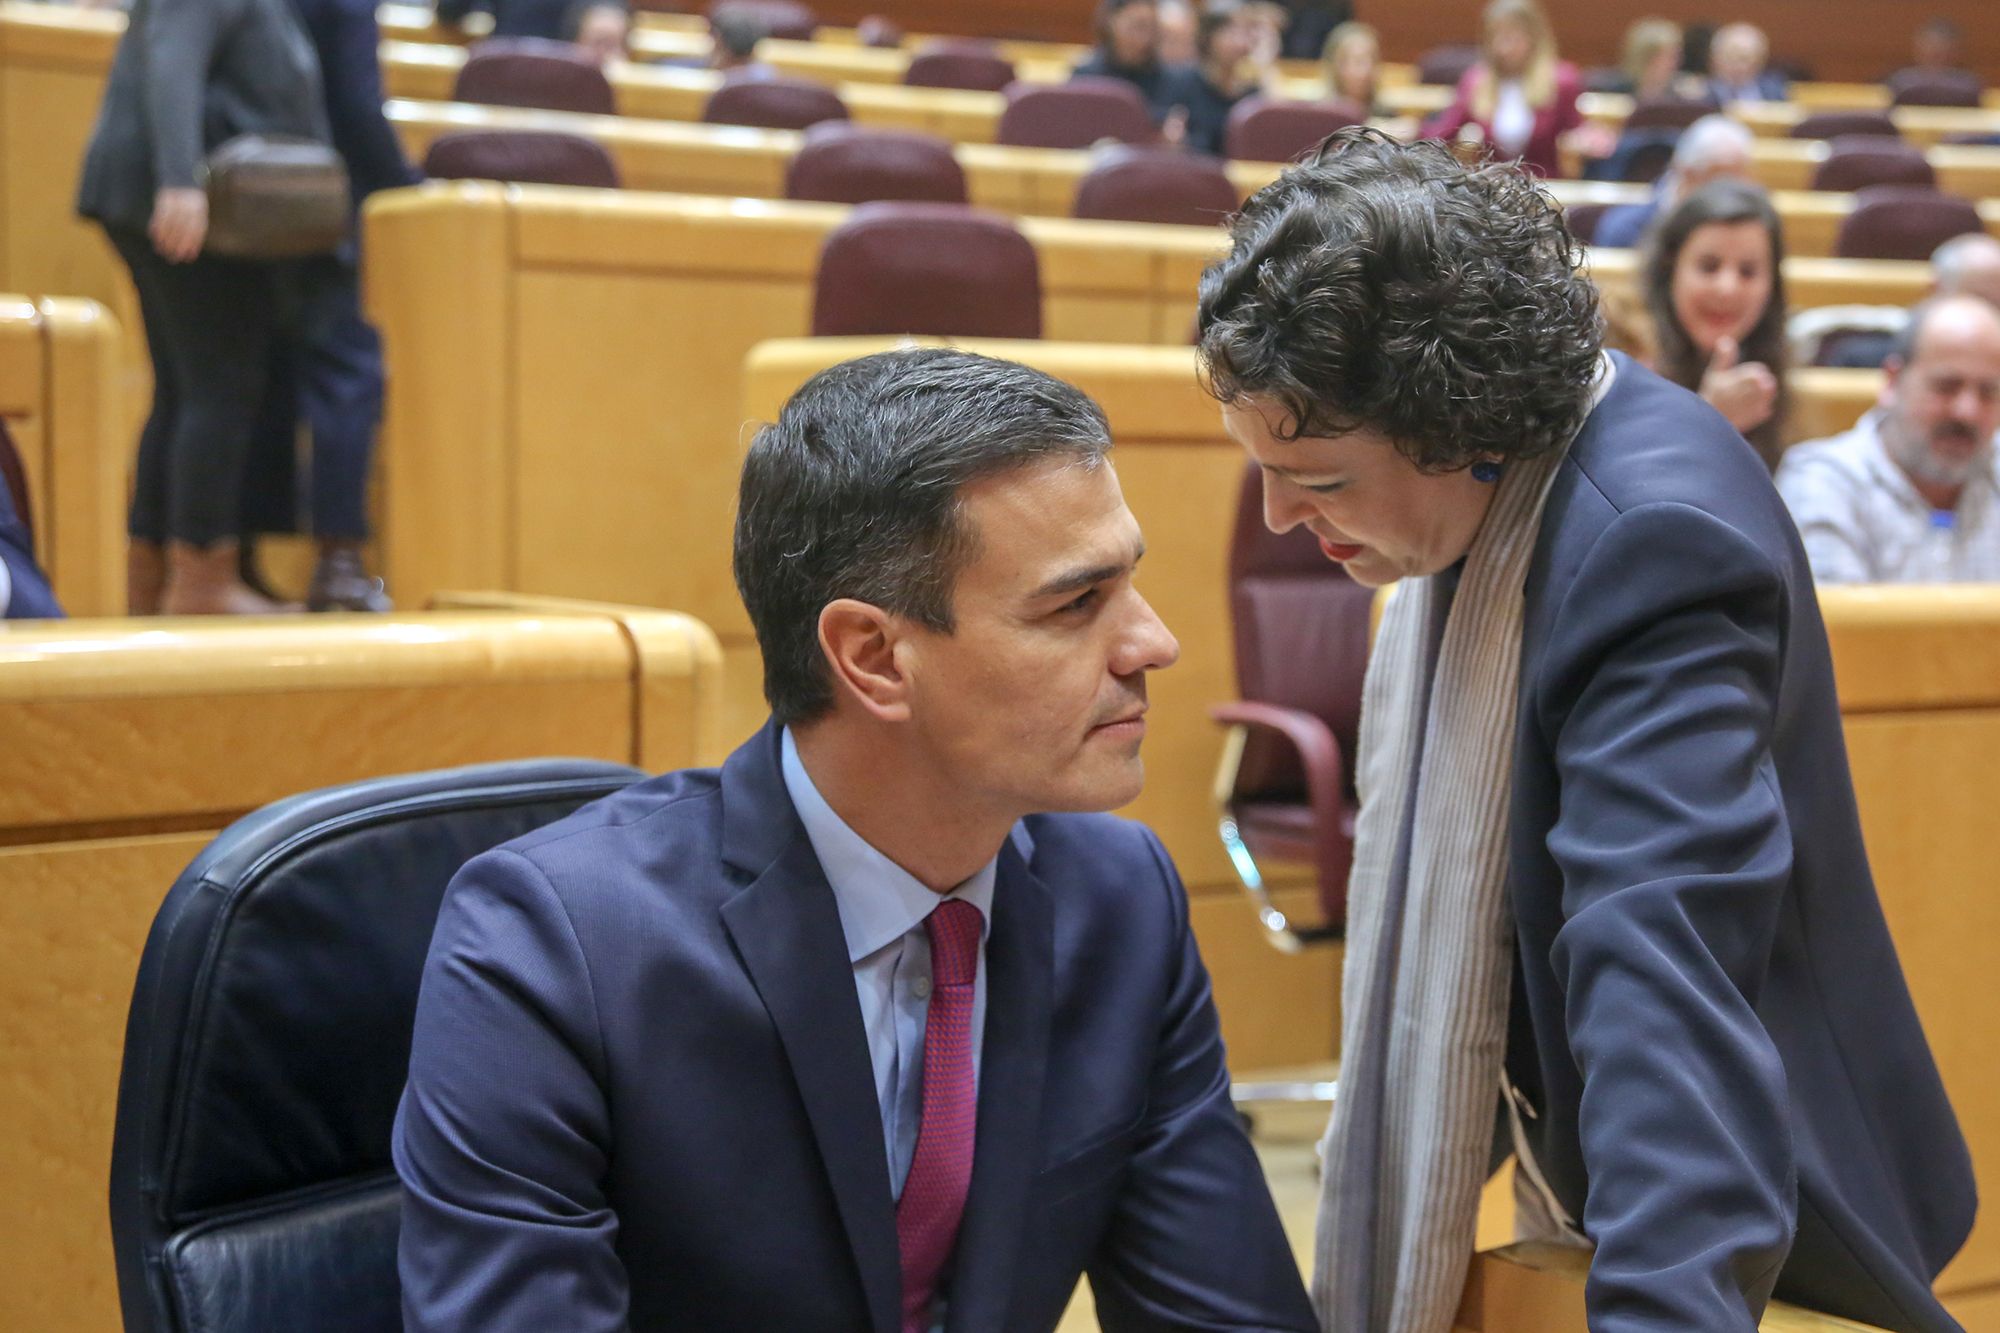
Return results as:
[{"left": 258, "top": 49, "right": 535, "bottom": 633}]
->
[
  {"left": 1222, "top": 399, "right": 1501, "bottom": 588},
  {"left": 1488, "top": 18, "right": 1534, "bottom": 78},
  {"left": 1331, "top": 35, "right": 1378, "bottom": 101},
  {"left": 1641, "top": 42, "right": 1682, "bottom": 94},
  {"left": 1108, "top": 3, "right": 1158, "bottom": 66},
  {"left": 1671, "top": 219, "right": 1775, "bottom": 357}
]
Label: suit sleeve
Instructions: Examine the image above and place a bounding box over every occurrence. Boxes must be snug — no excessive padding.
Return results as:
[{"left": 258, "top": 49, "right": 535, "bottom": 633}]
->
[
  {"left": 393, "top": 848, "right": 631, "bottom": 1332},
  {"left": 1086, "top": 832, "right": 1317, "bottom": 1333},
  {"left": 1540, "top": 502, "right": 1798, "bottom": 1331},
  {"left": 140, "top": 0, "right": 242, "bottom": 190}
]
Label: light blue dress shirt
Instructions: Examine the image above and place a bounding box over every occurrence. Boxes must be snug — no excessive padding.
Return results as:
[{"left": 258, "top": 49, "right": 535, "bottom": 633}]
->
[{"left": 779, "top": 728, "right": 1006, "bottom": 1199}]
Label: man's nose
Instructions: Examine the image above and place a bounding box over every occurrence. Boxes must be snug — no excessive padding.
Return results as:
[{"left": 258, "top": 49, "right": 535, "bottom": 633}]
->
[{"left": 1117, "top": 593, "right": 1181, "bottom": 676}]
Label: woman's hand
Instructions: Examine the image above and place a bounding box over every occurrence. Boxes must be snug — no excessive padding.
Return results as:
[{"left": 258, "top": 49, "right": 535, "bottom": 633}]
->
[
  {"left": 148, "top": 188, "right": 208, "bottom": 264},
  {"left": 1699, "top": 336, "right": 1778, "bottom": 433}
]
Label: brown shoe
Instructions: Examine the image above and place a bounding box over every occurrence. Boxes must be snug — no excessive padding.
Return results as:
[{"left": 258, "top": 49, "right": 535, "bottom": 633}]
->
[
  {"left": 161, "top": 541, "right": 303, "bottom": 615},
  {"left": 127, "top": 539, "right": 166, "bottom": 615},
  {"left": 307, "top": 544, "right": 391, "bottom": 613}
]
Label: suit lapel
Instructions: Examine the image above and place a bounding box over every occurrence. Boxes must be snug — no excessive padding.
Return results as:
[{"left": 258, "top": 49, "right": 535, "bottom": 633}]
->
[
  {"left": 719, "top": 729, "right": 901, "bottom": 1333},
  {"left": 944, "top": 836, "right": 1054, "bottom": 1333}
]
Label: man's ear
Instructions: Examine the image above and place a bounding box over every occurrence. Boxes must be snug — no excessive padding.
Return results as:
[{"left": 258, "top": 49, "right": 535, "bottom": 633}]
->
[{"left": 817, "top": 598, "right": 913, "bottom": 723}]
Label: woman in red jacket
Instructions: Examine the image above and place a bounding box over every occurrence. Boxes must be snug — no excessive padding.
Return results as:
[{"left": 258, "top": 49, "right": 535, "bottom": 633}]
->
[{"left": 1424, "top": 0, "right": 1597, "bottom": 178}]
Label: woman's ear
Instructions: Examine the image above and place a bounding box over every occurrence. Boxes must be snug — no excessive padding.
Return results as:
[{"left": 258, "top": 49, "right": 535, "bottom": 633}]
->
[{"left": 817, "top": 598, "right": 913, "bottom": 723}]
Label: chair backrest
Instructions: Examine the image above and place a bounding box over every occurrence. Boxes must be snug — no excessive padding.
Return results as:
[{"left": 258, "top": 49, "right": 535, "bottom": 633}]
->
[
  {"left": 702, "top": 74, "right": 849, "bottom": 130},
  {"left": 453, "top": 38, "right": 617, "bottom": 116},
  {"left": 1623, "top": 96, "right": 1714, "bottom": 132},
  {"left": 1223, "top": 96, "right": 1365, "bottom": 163},
  {"left": 1813, "top": 325, "right": 1899, "bottom": 369},
  {"left": 1791, "top": 109, "right": 1899, "bottom": 141},
  {"left": 1835, "top": 185, "right": 1984, "bottom": 261},
  {"left": 904, "top": 40, "right": 1016, "bottom": 92},
  {"left": 108, "top": 759, "right": 645, "bottom": 1333},
  {"left": 0, "top": 416, "right": 32, "bottom": 552},
  {"left": 997, "top": 78, "right": 1157, "bottom": 150},
  {"left": 1417, "top": 43, "right": 1479, "bottom": 86},
  {"left": 784, "top": 122, "right": 968, "bottom": 204},
  {"left": 709, "top": 0, "right": 816, "bottom": 41},
  {"left": 1888, "top": 69, "right": 1983, "bottom": 108},
  {"left": 422, "top": 130, "right": 622, "bottom": 188},
  {"left": 812, "top": 202, "right": 1041, "bottom": 339},
  {"left": 1812, "top": 135, "right": 1936, "bottom": 192},
  {"left": 1071, "top": 144, "right": 1239, "bottom": 226},
  {"left": 1225, "top": 461, "right": 1373, "bottom": 804}
]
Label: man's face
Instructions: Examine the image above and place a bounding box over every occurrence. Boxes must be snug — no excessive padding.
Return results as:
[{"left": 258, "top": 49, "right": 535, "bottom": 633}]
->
[
  {"left": 1711, "top": 27, "right": 1764, "bottom": 84},
  {"left": 1882, "top": 301, "right": 2000, "bottom": 490},
  {"left": 898, "top": 457, "right": 1179, "bottom": 821},
  {"left": 1108, "top": 3, "right": 1159, "bottom": 65},
  {"left": 575, "top": 7, "right": 629, "bottom": 63}
]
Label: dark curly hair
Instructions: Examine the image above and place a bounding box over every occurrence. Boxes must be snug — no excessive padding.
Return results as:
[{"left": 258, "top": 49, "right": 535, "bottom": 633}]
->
[{"left": 1195, "top": 127, "right": 1602, "bottom": 473}]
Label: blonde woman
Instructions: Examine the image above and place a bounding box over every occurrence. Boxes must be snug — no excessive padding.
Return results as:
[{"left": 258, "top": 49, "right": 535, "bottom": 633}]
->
[
  {"left": 1321, "top": 21, "right": 1382, "bottom": 116},
  {"left": 1423, "top": 0, "right": 1598, "bottom": 177},
  {"left": 1609, "top": 16, "right": 1690, "bottom": 100}
]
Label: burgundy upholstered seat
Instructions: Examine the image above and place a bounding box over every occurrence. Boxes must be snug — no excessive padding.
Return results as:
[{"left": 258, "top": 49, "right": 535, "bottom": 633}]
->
[
  {"left": 904, "top": 40, "right": 1016, "bottom": 93},
  {"left": 1211, "top": 460, "right": 1374, "bottom": 946},
  {"left": 1622, "top": 97, "right": 1714, "bottom": 132},
  {"left": 811, "top": 203, "right": 1040, "bottom": 339},
  {"left": 1417, "top": 44, "right": 1479, "bottom": 86},
  {"left": 422, "top": 131, "right": 622, "bottom": 189},
  {"left": 1071, "top": 145, "right": 1238, "bottom": 227},
  {"left": 1223, "top": 96, "right": 1366, "bottom": 163},
  {"left": 454, "top": 39, "right": 616, "bottom": 117},
  {"left": 784, "top": 123, "right": 968, "bottom": 205},
  {"left": 708, "top": 0, "right": 816, "bottom": 42},
  {"left": 1791, "top": 110, "right": 1899, "bottom": 141},
  {"left": 1835, "top": 185, "right": 1984, "bottom": 261},
  {"left": 702, "top": 75, "right": 849, "bottom": 130},
  {"left": 1812, "top": 136, "right": 1936, "bottom": 192},
  {"left": 996, "top": 78, "right": 1157, "bottom": 150},
  {"left": 1887, "top": 70, "right": 1983, "bottom": 108}
]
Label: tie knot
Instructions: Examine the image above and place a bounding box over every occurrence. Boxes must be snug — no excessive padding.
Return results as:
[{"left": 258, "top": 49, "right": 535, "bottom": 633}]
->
[{"left": 925, "top": 899, "right": 983, "bottom": 988}]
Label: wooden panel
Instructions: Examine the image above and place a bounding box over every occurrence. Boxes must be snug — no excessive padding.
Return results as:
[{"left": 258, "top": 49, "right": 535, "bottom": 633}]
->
[
  {"left": 1788, "top": 367, "right": 1881, "bottom": 446},
  {"left": 36, "top": 295, "right": 124, "bottom": 615}
]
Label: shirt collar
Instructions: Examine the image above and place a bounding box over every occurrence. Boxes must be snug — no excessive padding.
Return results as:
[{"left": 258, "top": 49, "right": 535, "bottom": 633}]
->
[{"left": 780, "top": 727, "right": 1002, "bottom": 965}]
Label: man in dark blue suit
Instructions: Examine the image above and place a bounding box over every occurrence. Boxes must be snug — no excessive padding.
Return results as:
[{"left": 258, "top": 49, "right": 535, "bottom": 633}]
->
[{"left": 394, "top": 349, "right": 1317, "bottom": 1332}]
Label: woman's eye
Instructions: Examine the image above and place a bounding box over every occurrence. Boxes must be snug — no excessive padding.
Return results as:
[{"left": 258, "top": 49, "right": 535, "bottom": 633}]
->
[{"left": 1306, "top": 481, "right": 1347, "bottom": 495}]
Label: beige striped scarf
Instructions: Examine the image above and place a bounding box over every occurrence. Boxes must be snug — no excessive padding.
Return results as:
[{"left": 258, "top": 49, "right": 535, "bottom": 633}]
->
[{"left": 1311, "top": 436, "right": 1572, "bottom": 1333}]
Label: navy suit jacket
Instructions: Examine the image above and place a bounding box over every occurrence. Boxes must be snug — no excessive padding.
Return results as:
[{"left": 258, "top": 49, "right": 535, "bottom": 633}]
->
[
  {"left": 394, "top": 723, "right": 1315, "bottom": 1332},
  {"left": 289, "top": 0, "right": 420, "bottom": 203},
  {"left": 1503, "top": 355, "right": 1974, "bottom": 1331}
]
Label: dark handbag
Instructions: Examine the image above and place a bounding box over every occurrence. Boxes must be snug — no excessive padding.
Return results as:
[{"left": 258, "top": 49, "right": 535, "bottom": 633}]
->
[{"left": 201, "top": 134, "right": 351, "bottom": 259}]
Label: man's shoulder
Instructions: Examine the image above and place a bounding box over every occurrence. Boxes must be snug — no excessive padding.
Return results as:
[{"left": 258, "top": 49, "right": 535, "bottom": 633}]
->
[
  {"left": 1774, "top": 425, "right": 1882, "bottom": 502},
  {"left": 486, "top": 766, "right": 728, "bottom": 892}
]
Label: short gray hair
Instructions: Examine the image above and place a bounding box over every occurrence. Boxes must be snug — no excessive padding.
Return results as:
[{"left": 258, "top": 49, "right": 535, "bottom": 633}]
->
[
  {"left": 1672, "top": 114, "right": 1754, "bottom": 174},
  {"left": 1932, "top": 233, "right": 2000, "bottom": 294}
]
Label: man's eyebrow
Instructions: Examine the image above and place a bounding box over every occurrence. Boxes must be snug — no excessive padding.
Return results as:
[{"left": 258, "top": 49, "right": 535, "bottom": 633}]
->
[{"left": 1028, "top": 543, "right": 1146, "bottom": 600}]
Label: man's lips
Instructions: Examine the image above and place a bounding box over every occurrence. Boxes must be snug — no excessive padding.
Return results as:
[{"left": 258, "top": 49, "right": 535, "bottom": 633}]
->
[
  {"left": 1319, "top": 537, "right": 1365, "bottom": 562},
  {"left": 1091, "top": 708, "right": 1147, "bottom": 733}
]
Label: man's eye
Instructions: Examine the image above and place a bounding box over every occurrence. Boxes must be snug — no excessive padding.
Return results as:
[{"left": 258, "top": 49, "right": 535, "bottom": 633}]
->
[
  {"left": 1305, "top": 481, "right": 1347, "bottom": 495},
  {"left": 1062, "top": 588, "right": 1101, "bottom": 613}
]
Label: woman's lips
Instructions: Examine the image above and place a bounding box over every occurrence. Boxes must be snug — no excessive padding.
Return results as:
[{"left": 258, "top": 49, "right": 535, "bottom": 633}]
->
[{"left": 1319, "top": 537, "right": 1365, "bottom": 562}]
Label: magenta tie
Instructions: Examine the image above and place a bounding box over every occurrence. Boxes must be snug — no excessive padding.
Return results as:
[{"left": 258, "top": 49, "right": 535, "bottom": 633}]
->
[{"left": 896, "top": 898, "right": 984, "bottom": 1333}]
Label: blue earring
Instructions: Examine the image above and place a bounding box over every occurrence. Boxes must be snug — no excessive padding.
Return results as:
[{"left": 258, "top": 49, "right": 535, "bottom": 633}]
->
[{"left": 1470, "top": 460, "right": 1504, "bottom": 484}]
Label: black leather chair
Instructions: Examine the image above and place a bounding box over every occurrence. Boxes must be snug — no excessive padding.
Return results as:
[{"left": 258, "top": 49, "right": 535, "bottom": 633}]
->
[{"left": 108, "top": 759, "right": 645, "bottom": 1333}]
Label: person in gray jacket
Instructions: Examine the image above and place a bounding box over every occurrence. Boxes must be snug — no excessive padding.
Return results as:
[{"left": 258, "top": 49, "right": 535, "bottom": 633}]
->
[{"left": 76, "top": 0, "right": 329, "bottom": 614}]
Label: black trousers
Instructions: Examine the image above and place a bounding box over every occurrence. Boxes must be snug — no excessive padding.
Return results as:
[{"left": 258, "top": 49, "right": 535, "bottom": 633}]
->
[{"left": 106, "top": 226, "right": 286, "bottom": 547}]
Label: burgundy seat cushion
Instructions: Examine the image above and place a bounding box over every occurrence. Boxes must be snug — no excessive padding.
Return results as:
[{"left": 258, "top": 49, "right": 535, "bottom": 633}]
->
[
  {"left": 702, "top": 75, "right": 849, "bottom": 130},
  {"left": 1223, "top": 97, "right": 1365, "bottom": 164},
  {"left": 785, "top": 123, "right": 967, "bottom": 204},
  {"left": 1812, "top": 136, "right": 1936, "bottom": 192},
  {"left": 1072, "top": 145, "right": 1238, "bottom": 227},
  {"left": 1836, "top": 185, "right": 1983, "bottom": 261},
  {"left": 1887, "top": 70, "right": 1983, "bottom": 108},
  {"left": 1791, "top": 110, "right": 1899, "bottom": 141},
  {"left": 812, "top": 202, "right": 1041, "bottom": 339},
  {"left": 1623, "top": 97, "right": 1715, "bottom": 132},
  {"left": 454, "top": 39, "right": 616, "bottom": 117},
  {"left": 1417, "top": 44, "right": 1478, "bottom": 86},
  {"left": 904, "top": 41, "right": 1016, "bottom": 93},
  {"left": 997, "top": 78, "right": 1157, "bottom": 150},
  {"left": 422, "top": 131, "right": 622, "bottom": 189}
]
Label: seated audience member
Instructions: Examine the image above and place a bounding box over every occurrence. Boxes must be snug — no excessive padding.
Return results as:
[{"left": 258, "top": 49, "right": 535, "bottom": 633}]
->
[
  {"left": 562, "top": 0, "right": 630, "bottom": 64},
  {"left": 1074, "top": 0, "right": 1170, "bottom": 108},
  {"left": 1776, "top": 295, "right": 2000, "bottom": 583},
  {"left": 1423, "top": 0, "right": 1602, "bottom": 179},
  {"left": 1159, "top": 0, "right": 1266, "bottom": 156},
  {"left": 708, "top": 10, "right": 768, "bottom": 73},
  {"left": 0, "top": 425, "right": 61, "bottom": 620},
  {"left": 1792, "top": 233, "right": 2000, "bottom": 370},
  {"left": 1594, "top": 113, "right": 1753, "bottom": 249},
  {"left": 1156, "top": 0, "right": 1197, "bottom": 66},
  {"left": 1935, "top": 232, "right": 2000, "bottom": 309},
  {"left": 1903, "top": 18, "right": 1968, "bottom": 77},
  {"left": 1279, "top": 0, "right": 1352, "bottom": 61},
  {"left": 1603, "top": 16, "right": 1699, "bottom": 101},
  {"left": 394, "top": 348, "right": 1318, "bottom": 1333},
  {"left": 436, "top": 0, "right": 568, "bottom": 41},
  {"left": 1322, "top": 21, "right": 1382, "bottom": 116},
  {"left": 1706, "top": 21, "right": 1787, "bottom": 104},
  {"left": 1644, "top": 179, "right": 1792, "bottom": 467}
]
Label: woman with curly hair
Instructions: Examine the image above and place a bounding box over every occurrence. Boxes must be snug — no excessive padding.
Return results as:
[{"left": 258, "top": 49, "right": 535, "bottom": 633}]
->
[
  {"left": 1644, "top": 178, "right": 1792, "bottom": 469},
  {"left": 1197, "top": 127, "right": 1969, "bottom": 1333}
]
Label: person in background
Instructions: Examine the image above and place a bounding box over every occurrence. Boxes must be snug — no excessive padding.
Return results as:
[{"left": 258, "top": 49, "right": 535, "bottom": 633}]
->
[
  {"left": 436, "top": 0, "right": 568, "bottom": 40},
  {"left": 1604, "top": 16, "right": 1695, "bottom": 101},
  {"left": 1907, "top": 18, "right": 1967, "bottom": 76},
  {"left": 1073, "top": 0, "right": 1169, "bottom": 107},
  {"left": 1159, "top": 0, "right": 1265, "bottom": 157},
  {"left": 0, "top": 422, "right": 62, "bottom": 620},
  {"left": 1278, "top": 0, "right": 1351, "bottom": 61},
  {"left": 1156, "top": 0, "right": 1196, "bottom": 66},
  {"left": 1422, "top": 0, "right": 1601, "bottom": 179},
  {"left": 562, "top": 0, "right": 630, "bottom": 64},
  {"left": 1934, "top": 231, "right": 2000, "bottom": 308},
  {"left": 1321, "top": 21, "right": 1382, "bottom": 117},
  {"left": 1706, "top": 21, "right": 1788, "bottom": 104},
  {"left": 77, "top": 0, "right": 328, "bottom": 615},
  {"left": 1593, "top": 113, "right": 1753, "bottom": 249},
  {"left": 1644, "top": 179, "right": 1792, "bottom": 467},
  {"left": 1777, "top": 295, "right": 2000, "bottom": 583},
  {"left": 1791, "top": 232, "right": 2000, "bottom": 370}
]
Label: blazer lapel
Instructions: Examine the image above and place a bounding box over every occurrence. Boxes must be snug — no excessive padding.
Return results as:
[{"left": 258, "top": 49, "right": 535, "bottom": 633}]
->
[
  {"left": 718, "top": 729, "right": 901, "bottom": 1333},
  {"left": 944, "top": 836, "right": 1054, "bottom": 1333}
]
